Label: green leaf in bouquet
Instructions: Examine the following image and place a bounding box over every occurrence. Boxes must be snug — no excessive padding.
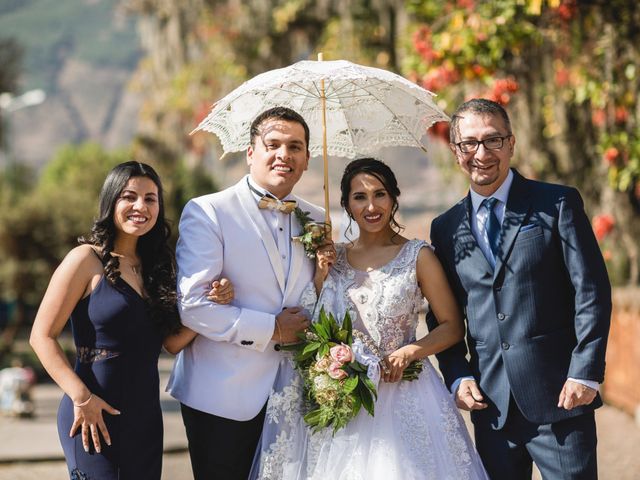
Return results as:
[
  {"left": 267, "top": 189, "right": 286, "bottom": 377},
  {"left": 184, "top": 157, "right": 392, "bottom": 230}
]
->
[
  {"left": 342, "top": 311, "right": 353, "bottom": 344},
  {"left": 318, "top": 343, "right": 330, "bottom": 358},
  {"left": 336, "top": 329, "right": 348, "bottom": 344},
  {"left": 303, "top": 406, "right": 333, "bottom": 432},
  {"left": 327, "top": 312, "right": 341, "bottom": 339},
  {"left": 295, "top": 348, "right": 318, "bottom": 363},
  {"left": 301, "top": 341, "right": 321, "bottom": 358},
  {"left": 350, "top": 394, "right": 362, "bottom": 417},
  {"left": 343, "top": 375, "right": 359, "bottom": 394},
  {"left": 401, "top": 360, "right": 424, "bottom": 381},
  {"left": 349, "top": 362, "right": 366, "bottom": 373},
  {"left": 333, "top": 418, "right": 347, "bottom": 434},
  {"left": 313, "top": 316, "right": 330, "bottom": 341},
  {"left": 318, "top": 306, "right": 329, "bottom": 323},
  {"left": 362, "top": 376, "right": 378, "bottom": 401},
  {"left": 303, "top": 408, "right": 323, "bottom": 428},
  {"left": 358, "top": 382, "right": 375, "bottom": 417},
  {"left": 314, "top": 323, "right": 331, "bottom": 342},
  {"left": 315, "top": 406, "right": 333, "bottom": 431}
]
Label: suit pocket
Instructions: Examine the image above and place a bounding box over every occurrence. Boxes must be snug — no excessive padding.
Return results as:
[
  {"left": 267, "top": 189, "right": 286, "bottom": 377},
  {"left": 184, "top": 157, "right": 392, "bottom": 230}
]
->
[{"left": 517, "top": 225, "right": 543, "bottom": 240}]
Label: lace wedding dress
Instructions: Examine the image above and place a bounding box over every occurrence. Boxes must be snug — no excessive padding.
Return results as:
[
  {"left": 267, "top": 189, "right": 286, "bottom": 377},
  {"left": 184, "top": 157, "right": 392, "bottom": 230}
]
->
[{"left": 250, "top": 240, "right": 489, "bottom": 480}]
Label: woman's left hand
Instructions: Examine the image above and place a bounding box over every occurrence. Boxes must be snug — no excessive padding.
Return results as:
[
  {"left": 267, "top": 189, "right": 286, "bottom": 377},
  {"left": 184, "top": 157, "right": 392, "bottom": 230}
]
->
[
  {"left": 316, "top": 242, "right": 336, "bottom": 278},
  {"left": 313, "top": 241, "right": 336, "bottom": 293},
  {"left": 381, "top": 347, "right": 413, "bottom": 383},
  {"left": 206, "top": 278, "right": 234, "bottom": 304}
]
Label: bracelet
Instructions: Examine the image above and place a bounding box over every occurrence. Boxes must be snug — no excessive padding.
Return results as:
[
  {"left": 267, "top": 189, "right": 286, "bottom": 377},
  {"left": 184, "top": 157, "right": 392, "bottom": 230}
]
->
[{"left": 74, "top": 393, "right": 93, "bottom": 407}]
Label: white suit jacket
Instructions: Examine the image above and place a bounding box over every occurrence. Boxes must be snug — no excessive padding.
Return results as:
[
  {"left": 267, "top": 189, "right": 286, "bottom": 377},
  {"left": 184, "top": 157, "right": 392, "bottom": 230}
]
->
[{"left": 167, "top": 176, "right": 323, "bottom": 420}]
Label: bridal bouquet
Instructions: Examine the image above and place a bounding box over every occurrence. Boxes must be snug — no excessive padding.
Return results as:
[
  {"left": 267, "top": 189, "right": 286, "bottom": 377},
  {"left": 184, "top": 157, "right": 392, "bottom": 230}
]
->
[{"left": 283, "top": 307, "right": 377, "bottom": 433}]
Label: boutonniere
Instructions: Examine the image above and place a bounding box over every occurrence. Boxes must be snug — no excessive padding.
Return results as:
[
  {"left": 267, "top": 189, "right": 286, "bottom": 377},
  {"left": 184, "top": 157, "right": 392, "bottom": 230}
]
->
[{"left": 292, "top": 207, "right": 331, "bottom": 258}]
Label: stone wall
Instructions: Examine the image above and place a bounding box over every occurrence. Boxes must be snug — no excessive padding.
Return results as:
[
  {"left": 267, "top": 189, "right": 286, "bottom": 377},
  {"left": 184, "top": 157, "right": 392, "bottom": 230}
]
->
[{"left": 602, "top": 287, "right": 640, "bottom": 420}]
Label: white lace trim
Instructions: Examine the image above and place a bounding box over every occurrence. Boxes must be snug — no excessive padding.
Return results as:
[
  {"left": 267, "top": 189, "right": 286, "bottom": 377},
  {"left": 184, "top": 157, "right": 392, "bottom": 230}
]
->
[{"left": 192, "top": 60, "right": 449, "bottom": 159}]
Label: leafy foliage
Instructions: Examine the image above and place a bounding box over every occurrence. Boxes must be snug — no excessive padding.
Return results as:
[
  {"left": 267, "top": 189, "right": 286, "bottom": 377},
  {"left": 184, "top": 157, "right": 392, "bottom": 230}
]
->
[
  {"left": 405, "top": 0, "right": 640, "bottom": 284},
  {"left": 0, "top": 143, "right": 127, "bottom": 305}
]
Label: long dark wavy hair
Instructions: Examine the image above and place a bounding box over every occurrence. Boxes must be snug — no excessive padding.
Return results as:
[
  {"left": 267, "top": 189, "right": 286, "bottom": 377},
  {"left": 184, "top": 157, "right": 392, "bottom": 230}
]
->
[
  {"left": 79, "top": 161, "right": 180, "bottom": 336},
  {"left": 340, "top": 158, "right": 404, "bottom": 240}
]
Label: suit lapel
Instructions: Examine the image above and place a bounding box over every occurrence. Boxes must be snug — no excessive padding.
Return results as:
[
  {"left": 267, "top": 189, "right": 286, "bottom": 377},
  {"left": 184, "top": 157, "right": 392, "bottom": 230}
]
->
[
  {"left": 452, "top": 195, "right": 493, "bottom": 275},
  {"left": 235, "top": 178, "right": 286, "bottom": 293},
  {"left": 494, "top": 171, "right": 532, "bottom": 277},
  {"left": 283, "top": 198, "right": 305, "bottom": 301}
]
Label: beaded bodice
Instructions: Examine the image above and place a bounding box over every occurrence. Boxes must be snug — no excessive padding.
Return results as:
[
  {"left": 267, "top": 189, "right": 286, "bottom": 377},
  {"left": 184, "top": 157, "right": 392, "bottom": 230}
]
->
[{"left": 312, "top": 239, "right": 428, "bottom": 356}]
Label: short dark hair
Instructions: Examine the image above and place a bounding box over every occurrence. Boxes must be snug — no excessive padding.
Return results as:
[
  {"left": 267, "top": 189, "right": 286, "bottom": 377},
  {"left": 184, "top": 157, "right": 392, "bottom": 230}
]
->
[
  {"left": 340, "top": 158, "right": 403, "bottom": 238},
  {"left": 449, "top": 98, "right": 512, "bottom": 143},
  {"left": 249, "top": 107, "right": 310, "bottom": 149}
]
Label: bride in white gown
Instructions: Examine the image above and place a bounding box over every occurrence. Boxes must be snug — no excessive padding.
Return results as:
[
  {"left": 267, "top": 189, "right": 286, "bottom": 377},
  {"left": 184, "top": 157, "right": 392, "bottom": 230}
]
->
[{"left": 250, "top": 158, "right": 489, "bottom": 480}]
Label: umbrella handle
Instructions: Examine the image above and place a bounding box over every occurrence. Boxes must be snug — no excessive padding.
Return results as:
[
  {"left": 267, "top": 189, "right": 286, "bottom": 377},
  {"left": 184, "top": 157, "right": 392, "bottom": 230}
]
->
[{"left": 318, "top": 52, "right": 331, "bottom": 230}]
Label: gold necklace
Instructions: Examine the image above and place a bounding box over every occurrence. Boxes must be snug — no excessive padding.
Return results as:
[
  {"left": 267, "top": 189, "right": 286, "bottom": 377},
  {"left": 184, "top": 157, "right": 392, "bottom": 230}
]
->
[{"left": 111, "top": 252, "right": 141, "bottom": 275}]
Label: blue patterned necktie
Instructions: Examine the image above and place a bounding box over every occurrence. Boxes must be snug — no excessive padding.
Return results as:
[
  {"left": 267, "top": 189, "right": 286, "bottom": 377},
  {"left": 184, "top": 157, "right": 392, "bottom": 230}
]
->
[{"left": 482, "top": 197, "right": 501, "bottom": 259}]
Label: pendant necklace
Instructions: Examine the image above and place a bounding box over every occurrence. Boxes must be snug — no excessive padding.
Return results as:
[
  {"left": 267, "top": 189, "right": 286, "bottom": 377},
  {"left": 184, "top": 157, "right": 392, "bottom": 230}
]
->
[{"left": 111, "top": 252, "right": 141, "bottom": 275}]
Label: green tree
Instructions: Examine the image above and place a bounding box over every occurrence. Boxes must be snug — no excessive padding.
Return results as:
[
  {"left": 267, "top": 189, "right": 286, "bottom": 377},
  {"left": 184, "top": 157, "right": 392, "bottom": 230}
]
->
[
  {"left": 405, "top": 0, "right": 640, "bottom": 285},
  {"left": 0, "top": 36, "right": 23, "bottom": 151},
  {"left": 121, "top": 0, "right": 410, "bottom": 167},
  {"left": 0, "top": 140, "right": 215, "bottom": 360},
  {"left": 0, "top": 143, "right": 126, "bottom": 360}
]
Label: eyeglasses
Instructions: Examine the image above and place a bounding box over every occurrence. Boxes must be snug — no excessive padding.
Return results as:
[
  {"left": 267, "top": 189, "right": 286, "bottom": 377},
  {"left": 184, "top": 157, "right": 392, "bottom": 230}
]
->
[{"left": 454, "top": 135, "right": 512, "bottom": 154}]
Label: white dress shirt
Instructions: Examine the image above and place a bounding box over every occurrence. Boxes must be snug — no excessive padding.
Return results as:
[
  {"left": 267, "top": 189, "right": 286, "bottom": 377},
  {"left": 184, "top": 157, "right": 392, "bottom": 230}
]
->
[
  {"left": 469, "top": 170, "right": 513, "bottom": 267},
  {"left": 247, "top": 176, "right": 294, "bottom": 285}
]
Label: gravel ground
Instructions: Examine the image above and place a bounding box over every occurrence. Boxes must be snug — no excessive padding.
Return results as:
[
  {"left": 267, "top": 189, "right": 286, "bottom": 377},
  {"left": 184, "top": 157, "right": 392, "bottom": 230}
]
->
[
  {"left": 1, "top": 404, "right": 638, "bottom": 479},
  {"left": 2, "top": 353, "right": 637, "bottom": 479}
]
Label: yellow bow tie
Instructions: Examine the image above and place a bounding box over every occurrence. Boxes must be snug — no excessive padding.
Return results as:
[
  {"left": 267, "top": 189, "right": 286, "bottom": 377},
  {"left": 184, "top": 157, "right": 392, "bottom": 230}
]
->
[{"left": 258, "top": 195, "right": 297, "bottom": 214}]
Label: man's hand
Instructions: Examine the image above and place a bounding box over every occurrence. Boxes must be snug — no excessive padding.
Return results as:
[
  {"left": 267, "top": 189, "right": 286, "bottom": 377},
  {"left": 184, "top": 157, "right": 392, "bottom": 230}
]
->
[
  {"left": 557, "top": 379, "right": 597, "bottom": 410},
  {"left": 274, "top": 307, "right": 310, "bottom": 344},
  {"left": 455, "top": 379, "right": 488, "bottom": 411}
]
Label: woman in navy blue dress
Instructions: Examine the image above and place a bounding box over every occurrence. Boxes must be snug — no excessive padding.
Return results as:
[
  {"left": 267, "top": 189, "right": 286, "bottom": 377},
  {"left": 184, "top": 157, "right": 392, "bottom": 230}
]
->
[{"left": 30, "top": 162, "right": 231, "bottom": 479}]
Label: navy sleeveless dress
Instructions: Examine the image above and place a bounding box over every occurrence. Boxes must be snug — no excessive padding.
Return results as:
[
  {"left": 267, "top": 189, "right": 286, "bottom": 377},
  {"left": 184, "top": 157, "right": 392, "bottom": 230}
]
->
[{"left": 57, "top": 275, "right": 163, "bottom": 480}]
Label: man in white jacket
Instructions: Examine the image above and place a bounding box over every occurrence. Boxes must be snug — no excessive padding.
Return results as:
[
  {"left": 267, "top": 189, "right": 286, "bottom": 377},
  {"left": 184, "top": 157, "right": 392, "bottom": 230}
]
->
[{"left": 167, "top": 107, "right": 324, "bottom": 479}]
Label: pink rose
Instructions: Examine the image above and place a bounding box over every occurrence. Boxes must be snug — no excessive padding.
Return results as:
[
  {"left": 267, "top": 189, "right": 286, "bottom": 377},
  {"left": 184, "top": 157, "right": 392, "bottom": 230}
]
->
[
  {"left": 330, "top": 344, "right": 353, "bottom": 364},
  {"left": 327, "top": 362, "right": 348, "bottom": 380}
]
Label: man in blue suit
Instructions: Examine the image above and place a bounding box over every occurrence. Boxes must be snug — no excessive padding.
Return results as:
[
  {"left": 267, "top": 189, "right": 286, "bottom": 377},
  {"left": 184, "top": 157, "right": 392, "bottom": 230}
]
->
[{"left": 428, "top": 98, "right": 611, "bottom": 479}]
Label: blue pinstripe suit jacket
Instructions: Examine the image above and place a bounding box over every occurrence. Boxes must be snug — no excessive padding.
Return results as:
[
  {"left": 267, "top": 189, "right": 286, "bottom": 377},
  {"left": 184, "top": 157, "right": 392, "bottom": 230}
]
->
[{"left": 429, "top": 169, "right": 611, "bottom": 429}]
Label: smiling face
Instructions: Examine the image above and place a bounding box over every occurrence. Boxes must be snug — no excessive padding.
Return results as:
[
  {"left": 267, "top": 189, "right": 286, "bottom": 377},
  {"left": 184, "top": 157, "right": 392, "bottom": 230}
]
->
[
  {"left": 347, "top": 173, "right": 395, "bottom": 235},
  {"left": 113, "top": 176, "right": 159, "bottom": 238},
  {"left": 451, "top": 112, "right": 515, "bottom": 196},
  {"left": 247, "top": 118, "right": 310, "bottom": 199}
]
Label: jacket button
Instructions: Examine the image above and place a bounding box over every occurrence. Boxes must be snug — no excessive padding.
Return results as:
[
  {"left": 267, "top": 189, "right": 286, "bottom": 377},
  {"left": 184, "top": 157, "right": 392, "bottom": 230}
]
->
[
  {"left": 497, "top": 313, "right": 506, "bottom": 320},
  {"left": 501, "top": 342, "right": 510, "bottom": 350}
]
